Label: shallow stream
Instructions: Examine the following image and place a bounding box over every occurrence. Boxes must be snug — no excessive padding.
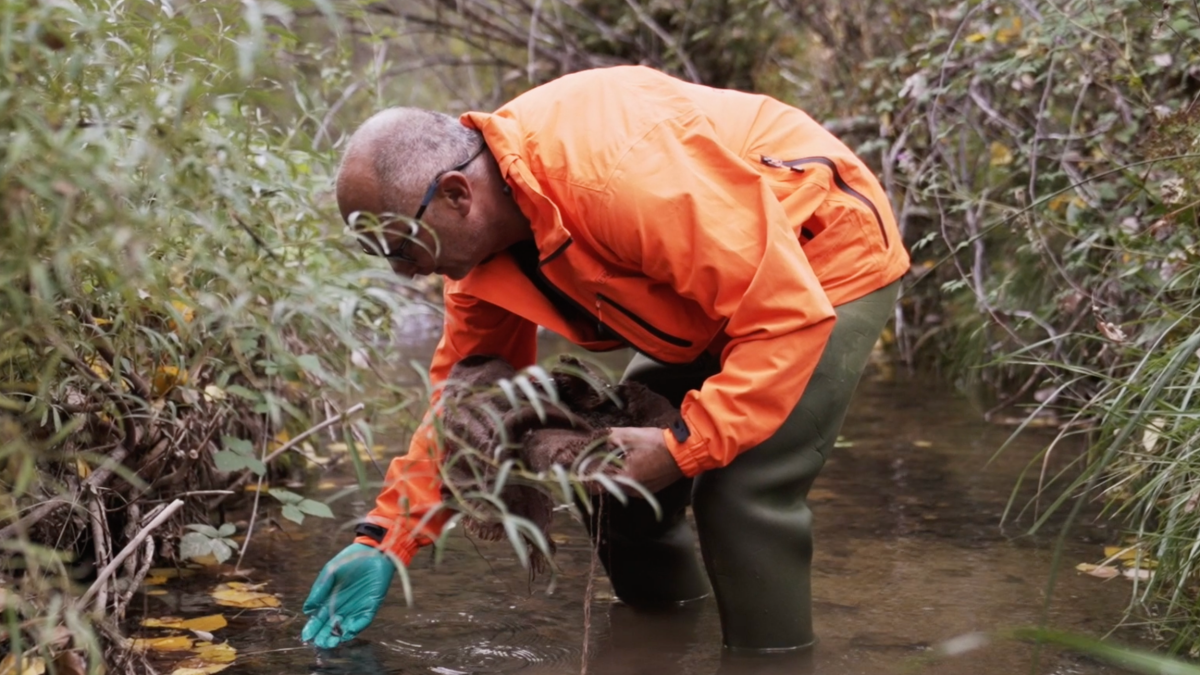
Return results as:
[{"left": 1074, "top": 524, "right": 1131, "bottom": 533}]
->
[{"left": 137, "top": 334, "right": 1140, "bottom": 675}]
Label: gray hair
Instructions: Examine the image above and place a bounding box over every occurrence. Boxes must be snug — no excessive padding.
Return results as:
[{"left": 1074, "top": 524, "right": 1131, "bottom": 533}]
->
[{"left": 338, "top": 107, "right": 483, "bottom": 214}]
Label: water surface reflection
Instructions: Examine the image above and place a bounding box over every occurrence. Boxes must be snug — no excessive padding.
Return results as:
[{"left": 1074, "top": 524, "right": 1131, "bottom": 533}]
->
[{"left": 200, "top": 334, "right": 1136, "bottom": 674}]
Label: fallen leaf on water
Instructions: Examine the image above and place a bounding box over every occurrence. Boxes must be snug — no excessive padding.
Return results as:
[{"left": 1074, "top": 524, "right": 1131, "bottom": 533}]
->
[
  {"left": 149, "top": 567, "right": 196, "bottom": 580},
  {"left": 222, "top": 581, "right": 267, "bottom": 591},
  {"left": 210, "top": 582, "right": 279, "bottom": 609},
  {"left": 142, "top": 615, "right": 228, "bottom": 632},
  {"left": 913, "top": 440, "right": 934, "bottom": 448},
  {"left": 170, "top": 641, "right": 237, "bottom": 675},
  {"left": 131, "top": 636, "right": 195, "bottom": 652},
  {"left": 1075, "top": 563, "right": 1120, "bottom": 579},
  {"left": 0, "top": 654, "right": 46, "bottom": 675}
]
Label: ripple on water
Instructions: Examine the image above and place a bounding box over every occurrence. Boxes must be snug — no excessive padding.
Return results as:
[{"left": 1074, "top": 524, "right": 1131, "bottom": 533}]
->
[{"left": 381, "top": 614, "right": 582, "bottom": 673}]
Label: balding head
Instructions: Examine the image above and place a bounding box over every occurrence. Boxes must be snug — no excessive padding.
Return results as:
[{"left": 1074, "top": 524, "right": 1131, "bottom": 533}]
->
[{"left": 336, "top": 107, "right": 483, "bottom": 222}]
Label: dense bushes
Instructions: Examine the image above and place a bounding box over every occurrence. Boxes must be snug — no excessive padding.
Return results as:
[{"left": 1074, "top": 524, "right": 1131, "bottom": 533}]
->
[{"left": 0, "top": 0, "right": 418, "bottom": 667}]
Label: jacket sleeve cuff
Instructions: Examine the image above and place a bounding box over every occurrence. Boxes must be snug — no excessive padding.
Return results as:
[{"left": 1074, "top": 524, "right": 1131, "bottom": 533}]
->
[
  {"left": 354, "top": 533, "right": 420, "bottom": 566},
  {"left": 664, "top": 427, "right": 709, "bottom": 478}
]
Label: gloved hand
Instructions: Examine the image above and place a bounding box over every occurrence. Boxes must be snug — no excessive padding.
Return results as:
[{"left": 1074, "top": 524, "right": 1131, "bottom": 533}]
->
[{"left": 301, "top": 543, "right": 395, "bottom": 648}]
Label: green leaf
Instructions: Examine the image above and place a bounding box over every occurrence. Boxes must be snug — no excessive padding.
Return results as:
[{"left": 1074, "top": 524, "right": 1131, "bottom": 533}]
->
[
  {"left": 225, "top": 384, "right": 260, "bottom": 401},
  {"left": 268, "top": 487, "right": 304, "bottom": 505},
  {"left": 213, "top": 450, "right": 250, "bottom": 473},
  {"left": 180, "top": 532, "right": 213, "bottom": 561},
  {"left": 281, "top": 504, "right": 305, "bottom": 524},
  {"left": 296, "top": 354, "right": 321, "bottom": 373},
  {"left": 217, "top": 523, "right": 236, "bottom": 538},
  {"left": 209, "top": 538, "right": 234, "bottom": 564},
  {"left": 297, "top": 499, "right": 332, "bottom": 519},
  {"left": 221, "top": 435, "right": 255, "bottom": 455},
  {"left": 185, "top": 523, "right": 220, "bottom": 538}
]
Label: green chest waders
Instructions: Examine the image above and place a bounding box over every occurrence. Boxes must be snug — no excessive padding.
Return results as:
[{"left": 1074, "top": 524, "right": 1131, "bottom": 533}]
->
[{"left": 582, "top": 280, "right": 900, "bottom": 652}]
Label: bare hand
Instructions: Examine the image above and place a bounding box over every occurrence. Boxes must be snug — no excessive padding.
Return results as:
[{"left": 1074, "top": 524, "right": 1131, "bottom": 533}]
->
[{"left": 605, "top": 426, "right": 684, "bottom": 496}]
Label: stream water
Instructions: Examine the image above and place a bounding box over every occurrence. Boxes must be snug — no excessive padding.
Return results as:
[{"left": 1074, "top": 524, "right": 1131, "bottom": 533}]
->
[{"left": 137, "top": 332, "right": 1141, "bottom": 675}]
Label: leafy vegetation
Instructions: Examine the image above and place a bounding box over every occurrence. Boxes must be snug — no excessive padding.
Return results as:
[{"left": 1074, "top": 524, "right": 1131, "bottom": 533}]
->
[
  {"left": 0, "top": 0, "right": 421, "bottom": 669},
  {"left": 6, "top": 0, "right": 1200, "bottom": 667}
]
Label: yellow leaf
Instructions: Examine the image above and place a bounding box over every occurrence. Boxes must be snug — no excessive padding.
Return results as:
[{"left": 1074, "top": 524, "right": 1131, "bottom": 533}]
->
[
  {"left": 996, "top": 16, "right": 1023, "bottom": 44},
  {"left": 913, "top": 440, "right": 933, "bottom": 448},
  {"left": 1105, "top": 546, "right": 1138, "bottom": 561},
  {"left": 171, "top": 301, "right": 195, "bottom": 325},
  {"left": 149, "top": 567, "right": 196, "bottom": 580},
  {"left": 171, "top": 641, "right": 237, "bottom": 675},
  {"left": 146, "top": 590, "right": 168, "bottom": 596},
  {"left": 0, "top": 654, "right": 47, "bottom": 675},
  {"left": 210, "top": 583, "right": 280, "bottom": 609},
  {"left": 316, "top": 481, "right": 338, "bottom": 490},
  {"left": 965, "top": 32, "right": 986, "bottom": 42},
  {"left": 75, "top": 457, "right": 91, "bottom": 479},
  {"left": 91, "top": 317, "right": 112, "bottom": 326},
  {"left": 170, "top": 668, "right": 227, "bottom": 675},
  {"left": 189, "top": 554, "right": 220, "bottom": 567},
  {"left": 142, "top": 615, "right": 228, "bottom": 632},
  {"left": 142, "top": 575, "right": 169, "bottom": 586},
  {"left": 989, "top": 141, "right": 1014, "bottom": 166},
  {"left": 202, "top": 385, "right": 226, "bottom": 402},
  {"left": 191, "top": 642, "right": 237, "bottom": 664},
  {"left": 152, "top": 366, "right": 188, "bottom": 398},
  {"left": 267, "top": 430, "right": 290, "bottom": 452},
  {"left": 1075, "top": 563, "right": 1120, "bottom": 579},
  {"left": 131, "top": 636, "right": 195, "bottom": 652},
  {"left": 86, "top": 358, "right": 111, "bottom": 379},
  {"left": 222, "top": 581, "right": 267, "bottom": 591}
]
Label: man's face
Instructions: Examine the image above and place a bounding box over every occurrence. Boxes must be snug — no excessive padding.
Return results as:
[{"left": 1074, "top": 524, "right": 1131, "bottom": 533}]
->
[{"left": 338, "top": 145, "right": 496, "bottom": 281}]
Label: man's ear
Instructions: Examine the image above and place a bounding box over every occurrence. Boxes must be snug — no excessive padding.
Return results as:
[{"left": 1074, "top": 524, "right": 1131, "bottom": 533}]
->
[{"left": 439, "top": 173, "right": 472, "bottom": 216}]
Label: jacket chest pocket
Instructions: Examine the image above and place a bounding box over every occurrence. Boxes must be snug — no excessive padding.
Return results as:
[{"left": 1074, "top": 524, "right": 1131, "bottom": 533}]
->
[{"left": 591, "top": 276, "right": 722, "bottom": 364}]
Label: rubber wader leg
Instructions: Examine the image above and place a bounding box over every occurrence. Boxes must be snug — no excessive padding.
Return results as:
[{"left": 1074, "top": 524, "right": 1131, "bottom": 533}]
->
[
  {"left": 577, "top": 352, "right": 720, "bottom": 607},
  {"left": 692, "top": 280, "right": 900, "bottom": 652}
]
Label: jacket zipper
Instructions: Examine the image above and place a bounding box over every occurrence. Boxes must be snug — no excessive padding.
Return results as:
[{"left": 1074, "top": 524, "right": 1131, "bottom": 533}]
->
[
  {"left": 596, "top": 293, "right": 693, "bottom": 347},
  {"left": 761, "top": 155, "right": 889, "bottom": 247},
  {"left": 534, "top": 239, "right": 693, "bottom": 350}
]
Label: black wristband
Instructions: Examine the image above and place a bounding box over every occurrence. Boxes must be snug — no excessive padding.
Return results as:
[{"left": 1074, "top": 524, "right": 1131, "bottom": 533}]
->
[
  {"left": 354, "top": 522, "right": 387, "bottom": 544},
  {"left": 669, "top": 419, "right": 690, "bottom": 444}
]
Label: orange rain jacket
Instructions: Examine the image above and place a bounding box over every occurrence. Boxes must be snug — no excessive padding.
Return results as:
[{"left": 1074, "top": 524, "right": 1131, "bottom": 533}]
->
[{"left": 355, "top": 66, "right": 910, "bottom": 563}]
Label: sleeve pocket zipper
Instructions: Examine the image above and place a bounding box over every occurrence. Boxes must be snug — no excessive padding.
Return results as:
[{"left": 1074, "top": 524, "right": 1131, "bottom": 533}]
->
[
  {"left": 596, "top": 293, "right": 693, "bottom": 348},
  {"left": 761, "top": 155, "right": 889, "bottom": 248}
]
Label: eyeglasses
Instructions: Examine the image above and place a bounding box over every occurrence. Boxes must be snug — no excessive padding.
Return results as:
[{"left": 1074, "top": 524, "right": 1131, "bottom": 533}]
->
[
  {"left": 357, "top": 143, "right": 489, "bottom": 264},
  {"left": 412, "top": 143, "right": 488, "bottom": 221}
]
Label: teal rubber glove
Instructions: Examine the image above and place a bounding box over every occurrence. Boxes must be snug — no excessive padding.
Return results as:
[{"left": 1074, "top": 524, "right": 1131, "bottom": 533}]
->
[{"left": 301, "top": 543, "right": 395, "bottom": 648}]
